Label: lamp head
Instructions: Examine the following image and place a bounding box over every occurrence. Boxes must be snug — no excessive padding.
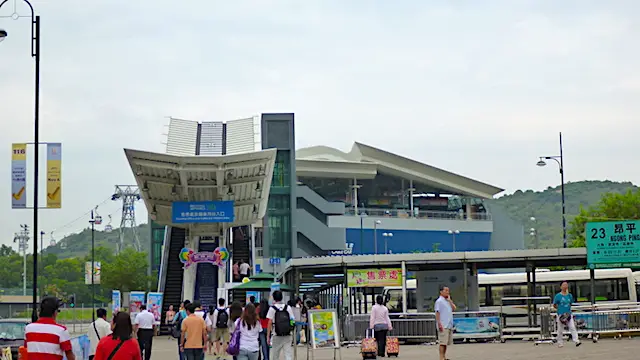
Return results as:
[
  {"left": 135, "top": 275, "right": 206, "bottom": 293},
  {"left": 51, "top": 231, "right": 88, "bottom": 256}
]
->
[
  {"left": 536, "top": 159, "right": 547, "bottom": 167},
  {"left": 0, "top": 29, "right": 7, "bottom": 42}
]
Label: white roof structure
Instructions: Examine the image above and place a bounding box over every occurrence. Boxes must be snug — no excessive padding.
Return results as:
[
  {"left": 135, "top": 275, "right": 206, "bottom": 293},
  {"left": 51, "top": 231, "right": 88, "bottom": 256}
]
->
[
  {"left": 296, "top": 142, "right": 503, "bottom": 199},
  {"left": 124, "top": 148, "right": 277, "bottom": 235}
]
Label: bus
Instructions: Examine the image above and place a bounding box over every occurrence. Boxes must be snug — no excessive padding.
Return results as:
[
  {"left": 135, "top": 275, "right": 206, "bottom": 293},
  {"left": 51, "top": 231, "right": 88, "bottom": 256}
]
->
[{"left": 384, "top": 268, "right": 637, "bottom": 313}]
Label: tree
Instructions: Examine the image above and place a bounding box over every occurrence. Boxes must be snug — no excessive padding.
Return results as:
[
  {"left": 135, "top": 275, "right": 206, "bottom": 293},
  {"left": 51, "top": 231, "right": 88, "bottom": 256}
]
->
[
  {"left": 0, "top": 244, "right": 16, "bottom": 256},
  {"left": 569, "top": 188, "right": 640, "bottom": 247},
  {"left": 102, "top": 248, "right": 153, "bottom": 292}
]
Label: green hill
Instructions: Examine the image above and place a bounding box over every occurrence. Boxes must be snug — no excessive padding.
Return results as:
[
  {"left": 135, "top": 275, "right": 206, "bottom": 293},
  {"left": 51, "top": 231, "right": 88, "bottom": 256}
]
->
[
  {"left": 46, "top": 223, "right": 151, "bottom": 258},
  {"left": 489, "top": 180, "right": 637, "bottom": 248}
]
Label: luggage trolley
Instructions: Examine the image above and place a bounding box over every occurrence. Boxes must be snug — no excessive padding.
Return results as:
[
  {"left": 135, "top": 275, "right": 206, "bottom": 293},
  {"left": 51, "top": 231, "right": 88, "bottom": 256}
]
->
[{"left": 535, "top": 307, "right": 556, "bottom": 345}]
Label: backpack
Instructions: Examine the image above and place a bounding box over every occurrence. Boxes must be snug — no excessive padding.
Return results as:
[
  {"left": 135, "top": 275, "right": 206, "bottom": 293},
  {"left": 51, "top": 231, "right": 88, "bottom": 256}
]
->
[
  {"left": 171, "top": 311, "right": 184, "bottom": 339},
  {"left": 273, "top": 305, "right": 293, "bottom": 336},
  {"left": 216, "top": 308, "right": 229, "bottom": 329}
]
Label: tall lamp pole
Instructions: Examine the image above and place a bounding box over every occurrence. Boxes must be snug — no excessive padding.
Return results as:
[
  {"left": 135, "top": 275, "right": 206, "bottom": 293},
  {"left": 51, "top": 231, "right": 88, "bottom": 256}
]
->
[
  {"left": 0, "top": 0, "right": 41, "bottom": 322},
  {"left": 373, "top": 220, "right": 381, "bottom": 255},
  {"left": 537, "top": 132, "right": 567, "bottom": 248},
  {"left": 448, "top": 229, "right": 460, "bottom": 252}
]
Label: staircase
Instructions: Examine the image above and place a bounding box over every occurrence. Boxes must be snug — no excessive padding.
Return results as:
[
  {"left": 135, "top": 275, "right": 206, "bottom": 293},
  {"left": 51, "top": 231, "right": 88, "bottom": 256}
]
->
[
  {"left": 160, "top": 226, "right": 186, "bottom": 334},
  {"left": 195, "top": 240, "right": 218, "bottom": 309},
  {"left": 231, "top": 226, "right": 251, "bottom": 304}
]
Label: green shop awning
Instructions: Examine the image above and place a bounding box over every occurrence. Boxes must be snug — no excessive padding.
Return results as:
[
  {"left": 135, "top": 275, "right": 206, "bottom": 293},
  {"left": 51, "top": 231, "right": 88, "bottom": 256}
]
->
[{"left": 249, "top": 273, "right": 277, "bottom": 280}]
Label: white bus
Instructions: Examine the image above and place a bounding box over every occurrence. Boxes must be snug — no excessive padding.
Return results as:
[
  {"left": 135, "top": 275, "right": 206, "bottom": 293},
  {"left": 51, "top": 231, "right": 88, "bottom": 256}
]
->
[{"left": 384, "top": 268, "right": 637, "bottom": 313}]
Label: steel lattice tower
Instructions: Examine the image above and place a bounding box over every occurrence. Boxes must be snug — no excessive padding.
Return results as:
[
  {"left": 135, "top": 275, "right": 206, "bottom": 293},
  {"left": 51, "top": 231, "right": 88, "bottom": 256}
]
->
[{"left": 111, "top": 185, "right": 141, "bottom": 253}]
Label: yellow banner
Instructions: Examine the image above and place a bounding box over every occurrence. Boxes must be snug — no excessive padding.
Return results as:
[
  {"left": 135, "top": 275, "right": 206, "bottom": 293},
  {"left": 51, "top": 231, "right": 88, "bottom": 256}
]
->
[
  {"left": 11, "top": 143, "right": 27, "bottom": 209},
  {"left": 46, "top": 143, "right": 62, "bottom": 208},
  {"left": 347, "top": 268, "right": 402, "bottom": 287}
]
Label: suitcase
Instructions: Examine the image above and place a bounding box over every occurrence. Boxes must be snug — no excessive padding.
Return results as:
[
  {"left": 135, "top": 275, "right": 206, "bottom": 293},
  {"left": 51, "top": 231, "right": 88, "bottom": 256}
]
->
[
  {"left": 386, "top": 336, "right": 399, "bottom": 357},
  {"left": 361, "top": 329, "right": 377, "bottom": 359}
]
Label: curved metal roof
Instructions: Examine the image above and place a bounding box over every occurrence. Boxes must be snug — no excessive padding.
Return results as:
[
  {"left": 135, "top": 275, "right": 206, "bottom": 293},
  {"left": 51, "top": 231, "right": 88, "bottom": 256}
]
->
[{"left": 124, "top": 148, "right": 277, "bottom": 235}]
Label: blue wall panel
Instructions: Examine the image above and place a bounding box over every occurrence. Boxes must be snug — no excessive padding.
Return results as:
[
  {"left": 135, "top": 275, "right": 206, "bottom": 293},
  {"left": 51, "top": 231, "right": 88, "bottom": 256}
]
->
[{"left": 346, "top": 229, "right": 491, "bottom": 254}]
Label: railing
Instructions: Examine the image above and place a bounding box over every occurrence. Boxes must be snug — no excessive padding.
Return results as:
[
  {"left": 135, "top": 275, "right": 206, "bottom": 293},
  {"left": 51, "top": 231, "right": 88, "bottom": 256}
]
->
[{"left": 345, "top": 207, "right": 492, "bottom": 221}]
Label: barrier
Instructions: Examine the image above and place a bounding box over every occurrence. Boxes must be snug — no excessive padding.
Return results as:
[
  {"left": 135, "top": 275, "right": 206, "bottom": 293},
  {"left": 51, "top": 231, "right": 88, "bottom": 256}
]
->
[
  {"left": 452, "top": 311, "right": 501, "bottom": 342},
  {"left": 342, "top": 313, "right": 437, "bottom": 342}
]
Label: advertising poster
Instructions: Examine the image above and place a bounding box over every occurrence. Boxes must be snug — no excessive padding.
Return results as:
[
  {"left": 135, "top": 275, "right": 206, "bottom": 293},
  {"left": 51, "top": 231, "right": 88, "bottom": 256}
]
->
[
  {"left": 146, "top": 292, "right": 164, "bottom": 325},
  {"left": 308, "top": 309, "right": 340, "bottom": 349},
  {"left": 46, "top": 143, "right": 62, "bottom": 208},
  {"left": 129, "top": 291, "right": 146, "bottom": 314},
  {"left": 246, "top": 291, "right": 261, "bottom": 304},
  {"left": 452, "top": 317, "right": 500, "bottom": 338},
  {"left": 84, "top": 262, "right": 101, "bottom": 285},
  {"left": 11, "top": 143, "right": 27, "bottom": 209},
  {"left": 347, "top": 268, "right": 402, "bottom": 287},
  {"left": 572, "top": 312, "right": 629, "bottom": 331},
  {"left": 112, "top": 290, "right": 121, "bottom": 314}
]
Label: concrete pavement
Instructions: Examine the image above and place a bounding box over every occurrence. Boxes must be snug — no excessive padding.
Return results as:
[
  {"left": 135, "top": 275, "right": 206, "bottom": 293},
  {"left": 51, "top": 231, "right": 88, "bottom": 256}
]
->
[{"left": 148, "top": 337, "right": 639, "bottom": 360}]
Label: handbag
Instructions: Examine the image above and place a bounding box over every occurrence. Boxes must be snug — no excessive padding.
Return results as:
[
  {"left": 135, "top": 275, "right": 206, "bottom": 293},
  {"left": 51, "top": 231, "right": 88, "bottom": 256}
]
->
[
  {"left": 227, "top": 319, "right": 241, "bottom": 356},
  {"left": 107, "top": 340, "right": 125, "bottom": 360},
  {"left": 559, "top": 313, "right": 571, "bottom": 325},
  {"left": 171, "top": 313, "right": 182, "bottom": 339}
]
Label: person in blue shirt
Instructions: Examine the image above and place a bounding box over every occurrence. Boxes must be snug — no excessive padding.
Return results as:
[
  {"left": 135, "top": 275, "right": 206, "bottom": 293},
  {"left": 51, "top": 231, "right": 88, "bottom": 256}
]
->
[{"left": 553, "top": 281, "right": 581, "bottom": 347}]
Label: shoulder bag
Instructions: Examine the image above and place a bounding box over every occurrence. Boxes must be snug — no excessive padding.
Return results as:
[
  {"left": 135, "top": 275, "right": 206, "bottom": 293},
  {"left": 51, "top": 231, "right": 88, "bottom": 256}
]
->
[{"left": 107, "top": 340, "right": 126, "bottom": 360}]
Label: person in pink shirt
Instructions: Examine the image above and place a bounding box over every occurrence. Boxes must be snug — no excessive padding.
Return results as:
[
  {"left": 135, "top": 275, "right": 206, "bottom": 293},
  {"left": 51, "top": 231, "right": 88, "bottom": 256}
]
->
[{"left": 369, "top": 295, "right": 393, "bottom": 357}]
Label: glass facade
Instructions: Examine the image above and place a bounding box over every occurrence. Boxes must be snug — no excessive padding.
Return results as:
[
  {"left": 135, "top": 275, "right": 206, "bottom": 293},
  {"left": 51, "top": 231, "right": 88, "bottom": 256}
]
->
[
  {"left": 150, "top": 219, "right": 166, "bottom": 275},
  {"left": 267, "top": 150, "right": 292, "bottom": 258}
]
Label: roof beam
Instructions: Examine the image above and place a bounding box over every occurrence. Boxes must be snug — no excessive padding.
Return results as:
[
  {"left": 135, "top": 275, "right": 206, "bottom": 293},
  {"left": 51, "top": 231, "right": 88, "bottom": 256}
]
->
[
  {"left": 226, "top": 174, "right": 266, "bottom": 185},
  {"left": 216, "top": 168, "right": 226, "bottom": 199},
  {"left": 151, "top": 198, "right": 261, "bottom": 208},
  {"left": 178, "top": 170, "right": 190, "bottom": 200}
]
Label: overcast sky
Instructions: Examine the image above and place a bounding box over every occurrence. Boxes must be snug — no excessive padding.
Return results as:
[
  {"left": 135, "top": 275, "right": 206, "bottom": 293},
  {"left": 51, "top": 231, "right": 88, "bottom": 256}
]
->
[{"left": 1, "top": 0, "right": 639, "bottom": 249}]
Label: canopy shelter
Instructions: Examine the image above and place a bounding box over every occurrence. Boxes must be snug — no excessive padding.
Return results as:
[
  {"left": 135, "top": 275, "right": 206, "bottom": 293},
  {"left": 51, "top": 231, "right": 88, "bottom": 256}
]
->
[
  {"left": 124, "top": 148, "right": 277, "bottom": 235},
  {"left": 249, "top": 272, "right": 278, "bottom": 280},
  {"left": 232, "top": 280, "right": 295, "bottom": 292}
]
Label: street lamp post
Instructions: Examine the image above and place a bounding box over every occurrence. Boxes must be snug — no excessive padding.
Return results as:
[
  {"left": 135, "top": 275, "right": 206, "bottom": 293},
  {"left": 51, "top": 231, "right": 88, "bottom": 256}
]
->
[
  {"left": 382, "top": 232, "right": 393, "bottom": 254},
  {"left": 448, "top": 230, "right": 460, "bottom": 252},
  {"left": 0, "top": 0, "right": 41, "bottom": 322},
  {"left": 373, "top": 220, "right": 381, "bottom": 254},
  {"left": 529, "top": 217, "right": 539, "bottom": 249},
  {"left": 537, "top": 132, "right": 567, "bottom": 248}
]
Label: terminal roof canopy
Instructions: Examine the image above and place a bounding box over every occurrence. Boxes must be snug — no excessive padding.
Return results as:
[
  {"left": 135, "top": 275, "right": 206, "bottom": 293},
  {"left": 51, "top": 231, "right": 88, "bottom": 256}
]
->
[
  {"left": 124, "top": 148, "right": 277, "bottom": 234},
  {"left": 296, "top": 142, "right": 503, "bottom": 199}
]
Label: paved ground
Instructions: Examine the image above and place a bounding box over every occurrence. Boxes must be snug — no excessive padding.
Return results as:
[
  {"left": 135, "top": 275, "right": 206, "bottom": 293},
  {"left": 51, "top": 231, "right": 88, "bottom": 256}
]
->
[{"left": 148, "top": 337, "right": 640, "bottom": 360}]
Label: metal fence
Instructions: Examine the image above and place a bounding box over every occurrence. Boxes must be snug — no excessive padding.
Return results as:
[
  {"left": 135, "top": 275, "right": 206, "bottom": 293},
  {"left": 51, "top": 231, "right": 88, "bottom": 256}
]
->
[
  {"left": 539, "top": 306, "right": 640, "bottom": 343},
  {"left": 343, "top": 313, "right": 438, "bottom": 343}
]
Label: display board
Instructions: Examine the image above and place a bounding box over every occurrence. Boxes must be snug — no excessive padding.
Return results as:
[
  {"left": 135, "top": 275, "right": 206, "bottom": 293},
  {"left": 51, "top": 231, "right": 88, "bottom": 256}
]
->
[
  {"left": 308, "top": 309, "right": 340, "bottom": 349},
  {"left": 347, "top": 268, "right": 402, "bottom": 287},
  {"left": 586, "top": 220, "right": 640, "bottom": 268}
]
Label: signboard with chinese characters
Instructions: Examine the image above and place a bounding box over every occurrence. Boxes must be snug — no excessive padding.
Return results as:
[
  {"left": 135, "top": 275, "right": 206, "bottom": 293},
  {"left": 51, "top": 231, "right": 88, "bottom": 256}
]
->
[
  {"left": 171, "top": 200, "right": 235, "bottom": 223},
  {"left": 586, "top": 220, "right": 640, "bottom": 268},
  {"left": 347, "top": 268, "right": 402, "bottom": 287}
]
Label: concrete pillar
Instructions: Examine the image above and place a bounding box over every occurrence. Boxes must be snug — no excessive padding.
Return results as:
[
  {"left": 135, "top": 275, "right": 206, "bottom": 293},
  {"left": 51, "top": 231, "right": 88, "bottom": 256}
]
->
[
  {"left": 218, "top": 225, "right": 229, "bottom": 303},
  {"left": 466, "top": 199, "right": 472, "bottom": 220},
  {"left": 182, "top": 234, "right": 199, "bottom": 302}
]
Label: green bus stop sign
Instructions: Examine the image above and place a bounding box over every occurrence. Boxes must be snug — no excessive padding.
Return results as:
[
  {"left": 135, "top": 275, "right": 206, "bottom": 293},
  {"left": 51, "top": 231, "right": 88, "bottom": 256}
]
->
[{"left": 586, "top": 220, "right": 640, "bottom": 268}]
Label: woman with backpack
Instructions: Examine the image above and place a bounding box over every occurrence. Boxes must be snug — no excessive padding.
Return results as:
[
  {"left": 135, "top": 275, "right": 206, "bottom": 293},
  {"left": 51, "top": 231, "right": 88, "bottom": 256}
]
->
[
  {"left": 94, "top": 312, "right": 142, "bottom": 360},
  {"left": 229, "top": 301, "right": 244, "bottom": 360},
  {"left": 235, "top": 303, "right": 263, "bottom": 360}
]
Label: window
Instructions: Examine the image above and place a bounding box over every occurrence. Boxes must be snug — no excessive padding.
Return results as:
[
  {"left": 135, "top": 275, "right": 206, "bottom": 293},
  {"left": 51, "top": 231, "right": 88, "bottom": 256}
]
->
[
  {"left": 271, "top": 151, "right": 291, "bottom": 187},
  {"left": 386, "top": 289, "right": 417, "bottom": 312}
]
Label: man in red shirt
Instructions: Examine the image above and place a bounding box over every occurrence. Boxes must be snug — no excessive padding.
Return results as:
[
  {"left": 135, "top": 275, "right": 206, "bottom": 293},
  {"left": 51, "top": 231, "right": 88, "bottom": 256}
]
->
[{"left": 25, "top": 297, "right": 76, "bottom": 360}]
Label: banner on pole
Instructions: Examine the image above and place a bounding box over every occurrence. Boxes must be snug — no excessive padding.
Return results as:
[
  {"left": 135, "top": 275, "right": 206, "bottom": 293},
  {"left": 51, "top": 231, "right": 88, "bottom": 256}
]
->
[
  {"left": 112, "top": 290, "right": 121, "bottom": 314},
  {"left": 46, "top": 143, "right": 62, "bottom": 208},
  {"left": 85, "top": 261, "right": 101, "bottom": 284},
  {"left": 146, "top": 292, "right": 164, "bottom": 325},
  {"left": 11, "top": 143, "right": 27, "bottom": 209}
]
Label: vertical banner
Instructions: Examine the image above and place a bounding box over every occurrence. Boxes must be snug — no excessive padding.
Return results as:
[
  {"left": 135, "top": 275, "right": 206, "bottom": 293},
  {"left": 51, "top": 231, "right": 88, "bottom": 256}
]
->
[
  {"left": 112, "top": 290, "right": 122, "bottom": 314},
  {"left": 84, "top": 261, "right": 101, "bottom": 284},
  {"left": 11, "top": 143, "right": 27, "bottom": 209},
  {"left": 129, "top": 291, "right": 146, "bottom": 314},
  {"left": 146, "top": 292, "right": 164, "bottom": 325},
  {"left": 46, "top": 143, "right": 62, "bottom": 208}
]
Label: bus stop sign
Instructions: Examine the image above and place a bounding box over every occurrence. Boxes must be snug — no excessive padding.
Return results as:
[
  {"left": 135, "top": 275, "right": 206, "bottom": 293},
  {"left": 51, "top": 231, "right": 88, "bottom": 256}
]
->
[{"left": 586, "top": 220, "right": 640, "bottom": 268}]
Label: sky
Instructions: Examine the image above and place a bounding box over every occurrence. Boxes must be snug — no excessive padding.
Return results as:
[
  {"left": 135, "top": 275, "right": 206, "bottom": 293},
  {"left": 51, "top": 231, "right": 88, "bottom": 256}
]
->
[{"left": 1, "top": 0, "right": 639, "bottom": 249}]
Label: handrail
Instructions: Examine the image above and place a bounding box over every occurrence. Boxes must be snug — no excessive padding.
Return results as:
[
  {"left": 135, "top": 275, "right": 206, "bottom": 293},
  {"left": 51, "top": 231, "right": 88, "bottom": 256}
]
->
[
  {"left": 157, "top": 225, "right": 172, "bottom": 293},
  {"left": 345, "top": 207, "right": 492, "bottom": 221}
]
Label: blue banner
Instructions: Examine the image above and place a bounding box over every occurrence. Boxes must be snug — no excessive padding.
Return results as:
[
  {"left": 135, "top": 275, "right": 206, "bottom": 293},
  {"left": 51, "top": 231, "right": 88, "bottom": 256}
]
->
[
  {"left": 453, "top": 316, "right": 500, "bottom": 337},
  {"left": 172, "top": 201, "right": 235, "bottom": 223}
]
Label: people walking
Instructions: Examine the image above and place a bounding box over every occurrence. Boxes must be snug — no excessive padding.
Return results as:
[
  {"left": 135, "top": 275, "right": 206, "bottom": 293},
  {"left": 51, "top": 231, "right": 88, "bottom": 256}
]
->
[
  {"left": 94, "top": 312, "right": 142, "bottom": 360},
  {"left": 134, "top": 305, "right": 155, "bottom": 360},
  {"left": 554, "top": 281, "right": 581, "bottom": 347},
  {"left": 369, "top": 295, "right": 393, "bottom": 357},
  {"left": 229, "top": 301, "right": 244, "bottom": 360},
  {"left": 25, "top": 297, "right": 75, "bottom": 360},
  {"left": 166, "top": 305, "right": 176, "bottom": 339},
  {"left": 239, "top": 260, "right": 251, "bottom": 281},
  {"left": 267, "top": 290, "right": 295, "bottom": 360},
  {"left": 257, "top": 299, "right": 270, "bottom": 360},
  {"left": 88, "top": 308, "right": 112, "bottom": 360},
  {"left": 212, "top": 298, "right": 231, "bottom": 359},
  {"left": 174, "top": 300, "right": 191, "bottom": 360},
  {"left": 180, "top": 303, "right": 208, "bottom": 360},
  {"left": 236, "top": 303, "right": 263, "bottom": 360},
  {"left": 435, "top": 285, "right": 456, "bottom": 360}
]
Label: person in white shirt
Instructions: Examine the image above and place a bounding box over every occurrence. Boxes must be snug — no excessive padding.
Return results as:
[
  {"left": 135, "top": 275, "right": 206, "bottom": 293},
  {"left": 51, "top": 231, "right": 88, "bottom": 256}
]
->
[
  {"left": 239, "top": 260, "right": 251, "bottom": 280},
  {"left": 134, "top": 304, "right": 156, "bottom": 360},
  {"left": 266, "top": 291, "right": 295, "bottom": 360},
  {"left": 87, "top": 308, "right": 112, "bottom": 360},
  {"left": 434, "top": 285, "right": 456, "bottom": 360},
  {"left": 237, "top": 303, "right": 263, "bottom": 360},
  {"left": 211, "top": 298, "right": 231, "bottom": 359}
]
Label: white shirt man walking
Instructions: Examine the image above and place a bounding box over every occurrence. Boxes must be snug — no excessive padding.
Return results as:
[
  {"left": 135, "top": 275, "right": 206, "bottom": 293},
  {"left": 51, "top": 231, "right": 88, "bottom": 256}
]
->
[
  {"left": 134, "top": 304, "right": 156, "bottom": 360},
  {"left": 434, "top": 285, "right": 456, "bottom": 360},
  {"left": 87, "top": 308, "right": 112, "bottom": 360},
  {"left": 267, "top": 290, "right": 295, "bottom": 360}
]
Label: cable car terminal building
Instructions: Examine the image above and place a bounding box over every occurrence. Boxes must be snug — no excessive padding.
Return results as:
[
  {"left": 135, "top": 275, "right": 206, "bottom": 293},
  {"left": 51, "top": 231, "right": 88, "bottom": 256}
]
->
[{"left": 125, "top": 113, "right": 585, "bottom": 317}]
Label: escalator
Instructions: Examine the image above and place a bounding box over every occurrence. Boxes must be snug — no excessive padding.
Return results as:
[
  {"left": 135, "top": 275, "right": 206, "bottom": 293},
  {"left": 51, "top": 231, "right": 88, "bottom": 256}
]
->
[
  {"left": 231, "top": 226, "right": 251, "bottom": 304},
  {"left": 160, "top": 226, "right": 186, "bottom": 333},
  {"left": 195, "top": 239, "right": 218, "bottom": 309}
]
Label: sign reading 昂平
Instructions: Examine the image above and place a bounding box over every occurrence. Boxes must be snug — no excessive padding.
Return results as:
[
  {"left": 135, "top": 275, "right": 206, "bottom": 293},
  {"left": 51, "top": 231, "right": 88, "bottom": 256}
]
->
[
  {"left": 586, "top": 220, "right": 640, "bottom": 268},
  {"left": 171, "top": 201, "right": 234, "bottom": 223}
]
